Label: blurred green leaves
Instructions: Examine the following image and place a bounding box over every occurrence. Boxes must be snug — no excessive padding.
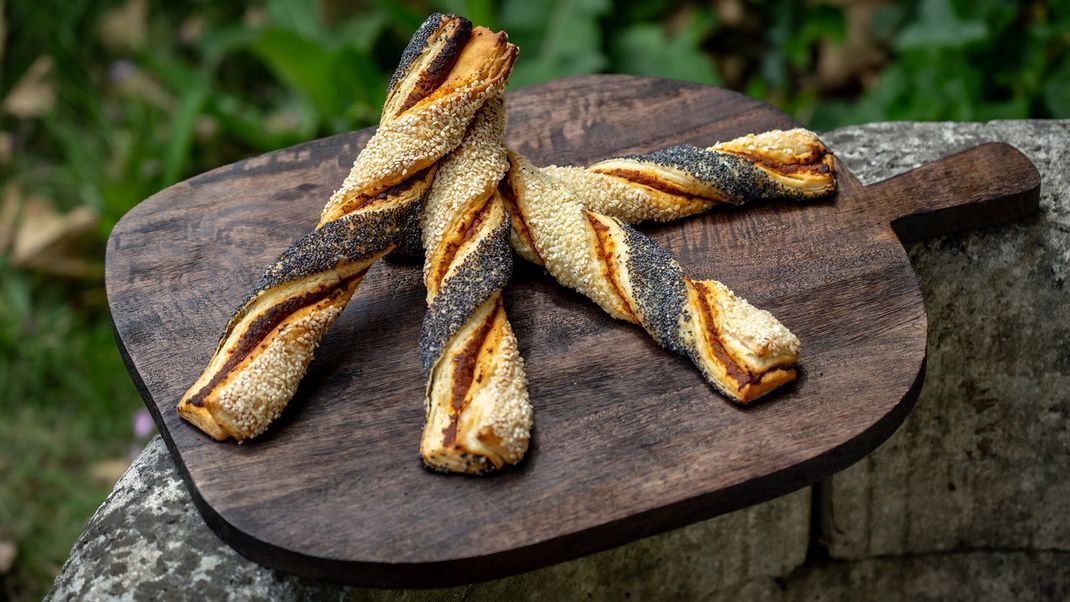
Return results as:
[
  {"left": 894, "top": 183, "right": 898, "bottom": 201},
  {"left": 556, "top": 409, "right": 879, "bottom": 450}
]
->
[
  {"left": 500, "top": 0, "right": 610, "bottom": 87},
  {"left": 896, "top": 0, "right": 986, "bottom": 50},
  {"left": 1046, "top": 56, "right": 1070, "bottom": 116},
  {"left": 614, "top": 8, "right": 720, "bottom": 85},
  {"left": 248, "top": 0, "right": 390, "bottom": 131},
  {"left": 7, "top": 0, "right": 1066, "bottom": 238},
  {"left": 792, "top": 0, "right": 1070, "bottom": 128},
  {"left": 2, "top": 2, "right": 1069, "bottom": 598},
  {"left": 162, "top": 82, "right": 208, "bottom": 185}
]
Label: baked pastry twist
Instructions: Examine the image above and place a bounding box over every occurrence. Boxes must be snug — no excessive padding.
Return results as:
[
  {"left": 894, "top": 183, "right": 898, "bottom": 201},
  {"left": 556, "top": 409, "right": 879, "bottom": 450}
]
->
[
  {"left": 419, "top": 94, "right": 531, "bottom": 474},
  {"left": 177, "top": 13, "right": 516, "bottom": 441},
  {"left": 504, "top": 151, "right": 802, "bottom": 403},
  {"left": 505, "top": 129, "right": 835, "bottom": 264}
]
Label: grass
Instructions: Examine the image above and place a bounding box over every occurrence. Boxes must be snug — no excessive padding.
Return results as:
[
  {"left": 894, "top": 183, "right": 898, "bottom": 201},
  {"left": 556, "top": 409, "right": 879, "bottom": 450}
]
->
[
  {"left": 0, "top": 409, "right": 135, "bottom": 598},
  {"left": 0, "top": 269, "right": 143, "bottom": 600}
]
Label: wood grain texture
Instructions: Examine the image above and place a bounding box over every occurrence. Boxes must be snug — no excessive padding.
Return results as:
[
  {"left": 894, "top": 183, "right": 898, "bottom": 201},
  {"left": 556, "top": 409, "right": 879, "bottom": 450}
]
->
[{"left": 105, "top": 75, "right": 1040, "bottom": 587}]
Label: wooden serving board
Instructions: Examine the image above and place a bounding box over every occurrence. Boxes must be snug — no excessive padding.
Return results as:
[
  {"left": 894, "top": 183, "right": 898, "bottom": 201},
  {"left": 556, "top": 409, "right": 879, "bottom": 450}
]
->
[{"left": 106, "top": 75, "right": 1040, "bottom": 587}]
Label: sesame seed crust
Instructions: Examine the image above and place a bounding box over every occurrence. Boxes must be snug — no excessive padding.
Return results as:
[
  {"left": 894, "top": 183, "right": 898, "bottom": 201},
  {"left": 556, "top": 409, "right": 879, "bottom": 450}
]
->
[
  {"left": 508, "top": 152, "right": 633, "bottom": 320},
  {"left": 178, "top": 17, "right": 513, "bottom": 445},
  {"left": 420, "top": 95, "right": 510, "bottom": 278},
  {"left": 543, "top": 165, "right": 715, "bottom": 224},
  {"left": 418, "top": 92, "right": 531, "bottom": 475},
  {"left": 212, "top": 302, "right": 345, "bottom": 441},
  {"left": 511, "top": 128, "right": 836, "bottom": 264},
  {"left": 507, "top": 148, "right": 803, "bottom": 404}
]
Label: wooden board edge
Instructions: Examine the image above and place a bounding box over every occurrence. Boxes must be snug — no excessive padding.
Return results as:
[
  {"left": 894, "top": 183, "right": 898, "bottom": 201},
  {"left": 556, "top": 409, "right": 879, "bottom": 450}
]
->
[
  {"left": 119, "top": 328, "right": 926, "bottom": 588},
  {"left": 102, "top": 74, "right": 935, "bottom": 587}
]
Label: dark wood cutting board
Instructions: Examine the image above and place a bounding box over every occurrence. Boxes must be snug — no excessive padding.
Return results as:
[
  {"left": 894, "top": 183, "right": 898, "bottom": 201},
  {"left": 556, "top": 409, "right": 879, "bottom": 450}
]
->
[{"left": 105, "top": 75, "right": 1040, "bottom": 587}]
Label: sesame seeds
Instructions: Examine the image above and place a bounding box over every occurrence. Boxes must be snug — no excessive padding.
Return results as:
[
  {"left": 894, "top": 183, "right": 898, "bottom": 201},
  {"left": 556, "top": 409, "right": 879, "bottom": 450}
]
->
[
  {"left": 180, "top": 22, "right": 518, "bottom": 452},
  {"left": 418, "top": 92, "right": 532, "bottom": 474},
  {"left": 509, "top": 152, "right": 636, "bottom": 322},
  {"left": 702, "top": 279, "right": 801, "bottom": 371},
  {"left": 213, "top": 302, "right": 343, "bottom": 440},
  {"left": 709, "top": 129, "right": 838, "bottom": 196},
  {"left": 420, "top": 94, "right": 510, "bottom": 277},
  {"left": 544, "top": 166, "right": 681, "bottom": 223},
  {"left": 507, "top": 143, "right": 804, "bottom": 406}
]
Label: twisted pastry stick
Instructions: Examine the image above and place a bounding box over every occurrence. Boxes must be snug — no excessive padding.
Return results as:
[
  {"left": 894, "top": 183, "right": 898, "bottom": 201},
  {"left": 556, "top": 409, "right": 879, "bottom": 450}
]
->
[
  {"left": 177, "top": 13, "right": 516, "bottom": 441},
  {"left": 419, "top": 94, "right": 531, "bottom": 474},
  {"left": 504, "top": 151, "right": 803, "bottom": 403},
  {"left": 506, "top": 129, "right": 835, "bottom": 264}
]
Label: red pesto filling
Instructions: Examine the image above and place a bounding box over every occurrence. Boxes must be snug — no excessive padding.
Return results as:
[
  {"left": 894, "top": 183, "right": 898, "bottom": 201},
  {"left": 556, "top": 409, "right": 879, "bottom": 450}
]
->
[
  {"left": 433, "top": 197, "right": 494, "bottom": 288},
  {"left": 186, "top": 272, "right": 363, "bottom": 408},
  {"left": 499, "top": 177, "right": 541, "bottom": 262},
  {"left": 396, "top": 20, "right": 470, "bottom": 114},
  {"left": 594, "top": 167, "right": 709, "bottom": 199},
  {"left": 690, "top": 280, "right": 755, "bottom": 389},
  {"left": 441, "top": 300, "right": 499, "bottom": 447},
  {"left": 584, "top": 212, "right": 638, "bottom": 323},
  {"left": 721, "top": 150, "right": 831, "bottom": 175},
  {"left": 335, "top": 167, "right": 433, "bottom": 217}
]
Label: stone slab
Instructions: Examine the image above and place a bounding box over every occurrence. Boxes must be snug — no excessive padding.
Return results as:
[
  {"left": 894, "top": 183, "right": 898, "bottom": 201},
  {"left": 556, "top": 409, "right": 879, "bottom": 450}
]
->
[
  {"left": 818, "top": 121, "right": 1070, "bottom": 559},
  {"left": 729, "top": 550, "right": 1070, "bottom": 602},
  {"left": 46, "top": 436, "right": 809, "bottom": 600}
]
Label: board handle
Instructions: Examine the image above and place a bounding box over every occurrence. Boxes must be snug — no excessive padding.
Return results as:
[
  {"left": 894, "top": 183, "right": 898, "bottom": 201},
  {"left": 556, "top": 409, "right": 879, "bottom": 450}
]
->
[{"left": 865, "top": 142, "right": 1040, "bottom": 243}]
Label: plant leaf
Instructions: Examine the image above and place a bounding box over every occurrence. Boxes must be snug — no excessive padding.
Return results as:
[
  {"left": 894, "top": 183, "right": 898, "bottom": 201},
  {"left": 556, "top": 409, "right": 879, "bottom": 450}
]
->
[
  {"left": 614, "top": 10, "right": 721, "bottom": 85},
  {"left": 501, "top": 0, "right": 610, "bottom": 87},
  {"left": 896, "top": 0, "right": 987, "bottom": 50},
  {"left": 1044, "top": 56, "right": 1070, "bottom": 117},
  {"left": 162, "top": 83, "right": 208, "bottom": 186},
  {"left": 373, "top": 0, "right": 426, "bottom": 34},
  {"left": 250, "top": 27, "right": 340, "bottom": 118},
  {"left": 264, "top": 0, "right": 323, "bottom": 39},
  {"left": 2, "top": 56, "right": 55, "bottom": 118}
]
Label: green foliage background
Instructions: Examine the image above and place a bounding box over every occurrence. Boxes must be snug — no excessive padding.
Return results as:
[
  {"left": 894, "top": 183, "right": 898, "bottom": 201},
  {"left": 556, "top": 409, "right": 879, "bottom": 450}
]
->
[{"left": 0, "top": 0, "right": 1067, "bottom": 598}]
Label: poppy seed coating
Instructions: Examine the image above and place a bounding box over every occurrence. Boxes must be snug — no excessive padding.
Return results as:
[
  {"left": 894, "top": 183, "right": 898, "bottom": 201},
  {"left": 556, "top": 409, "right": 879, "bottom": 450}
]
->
[
  {"left": 230, "top": 200, "right": 419, "bottom": 323},
  {"left": 611, "top": 144, "right": 783, "bottom": 205},
  {"left": 621, "top": 223, "right": 688, "bottom": 354},
  {"left": 387, "top": 13, "right": 472, "bottom": 97},
  {"left": 179, "top": 11, "right": 516, "bottom": 446},
  {"left": 263, "top": 205, "right": 412, "bottom": 288},
  {"left": 388, "top": 198, "right": 426, "bottom": 259},
  {"left": 389, "top": 14, "right": 441, "bottom": 91},
  {"left": 419, "top": 214, "right": 511, "bottom": 372}
]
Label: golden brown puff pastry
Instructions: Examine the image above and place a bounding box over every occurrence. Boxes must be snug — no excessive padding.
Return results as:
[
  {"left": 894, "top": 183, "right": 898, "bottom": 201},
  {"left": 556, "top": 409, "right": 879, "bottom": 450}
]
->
[
  {"left": 505, "top": 151, "right": 800, "bottom": 404},
  {"left": 177, "top": 13, "right": 515, "bottom": 442},
  {"left": 418, "top": 92, "right": 532, "bottom": 474},
  {"left": 505, "top": 129, "right": 836, "bottom": 264}
]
